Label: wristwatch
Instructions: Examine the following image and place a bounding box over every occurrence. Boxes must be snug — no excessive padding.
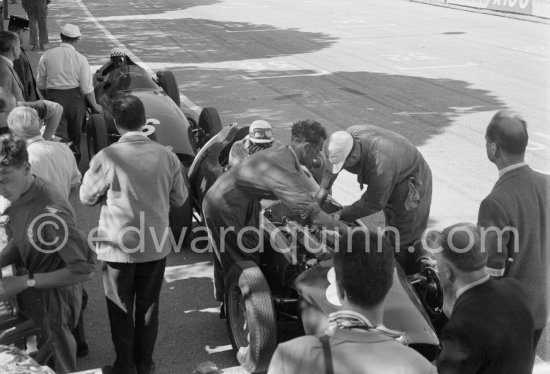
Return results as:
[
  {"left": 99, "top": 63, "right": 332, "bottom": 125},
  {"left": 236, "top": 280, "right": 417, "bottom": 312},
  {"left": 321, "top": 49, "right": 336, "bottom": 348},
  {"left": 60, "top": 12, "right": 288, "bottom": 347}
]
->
[{"left": 26, "top": 273, "right": 36, "bottom": 288}]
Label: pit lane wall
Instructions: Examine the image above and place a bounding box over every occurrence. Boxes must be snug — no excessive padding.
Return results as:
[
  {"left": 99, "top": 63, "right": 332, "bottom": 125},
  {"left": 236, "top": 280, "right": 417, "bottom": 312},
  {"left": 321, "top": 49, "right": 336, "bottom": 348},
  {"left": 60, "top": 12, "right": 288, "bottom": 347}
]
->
[{"left": 445, "top": 0, "right": 550, "bottom": 18}]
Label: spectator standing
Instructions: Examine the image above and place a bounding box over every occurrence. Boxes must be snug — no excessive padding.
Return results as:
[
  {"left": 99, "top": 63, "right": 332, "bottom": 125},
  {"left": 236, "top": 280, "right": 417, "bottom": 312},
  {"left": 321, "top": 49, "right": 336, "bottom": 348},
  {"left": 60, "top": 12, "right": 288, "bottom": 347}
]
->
[
  {"left": 434, "top": 223, "right": 535, "bottom": 374},
  {"left": 268, "top": 229, "right": 436, "bottom": 374},
  {"left": 0, "top": 135, "right": 95, "bottom": 374},
  {"left": 80, "top": 95, "right": 186, "bottom": 374},
  {"left": 8, "top": 15, "right": 39, "bottom": 101},
  {"left": 0, "top": 30, "right": 25, "bottom": 102},
  {"left": 21, "top": 0, "right": 48, "bottom": 51},
  {"left": 477, "top": 110, "right": 550, "bottom": 349},
  {"left": 0, "top": 87, "right": 61, "bottom": 139},
  {"left": 36, "top": 23, "right": 102, "bottom": 162},
  {"left": 318, "top": 126, "right": 433, "bottom": 273}
]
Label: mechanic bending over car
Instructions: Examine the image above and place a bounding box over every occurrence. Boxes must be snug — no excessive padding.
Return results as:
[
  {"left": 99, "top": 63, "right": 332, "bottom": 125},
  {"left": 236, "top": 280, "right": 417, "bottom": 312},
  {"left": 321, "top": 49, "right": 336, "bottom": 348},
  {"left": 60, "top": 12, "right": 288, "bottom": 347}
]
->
[
  {"left": 227, "top": 119, "right": 281, "bottom": 168},
  {"left": 203, "top": 119, "right": 345, "bottom": 312},
  {"left": 316, "top": 126, "right": 434, "bottom": 274},
  {"left": 268, "top": 229, "right": 437, "bottom": 374}
]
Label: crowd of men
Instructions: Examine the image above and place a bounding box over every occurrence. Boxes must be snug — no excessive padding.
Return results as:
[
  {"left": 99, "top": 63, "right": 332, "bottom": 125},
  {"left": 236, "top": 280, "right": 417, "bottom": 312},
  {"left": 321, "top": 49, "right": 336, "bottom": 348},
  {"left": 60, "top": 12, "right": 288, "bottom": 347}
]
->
[{"left": 0, "top": 10, "right": 548, "bottom": 374}]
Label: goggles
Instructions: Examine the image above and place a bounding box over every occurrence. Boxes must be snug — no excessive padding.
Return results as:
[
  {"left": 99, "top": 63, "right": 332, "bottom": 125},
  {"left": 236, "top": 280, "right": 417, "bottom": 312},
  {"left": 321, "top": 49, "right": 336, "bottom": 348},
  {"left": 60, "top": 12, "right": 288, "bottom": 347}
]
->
[
  {"left": 250, "top": 128, "right": 273, "bottom": 140},
  {"left": 111, "top": 56, "right": 125, "bottom": 64}
]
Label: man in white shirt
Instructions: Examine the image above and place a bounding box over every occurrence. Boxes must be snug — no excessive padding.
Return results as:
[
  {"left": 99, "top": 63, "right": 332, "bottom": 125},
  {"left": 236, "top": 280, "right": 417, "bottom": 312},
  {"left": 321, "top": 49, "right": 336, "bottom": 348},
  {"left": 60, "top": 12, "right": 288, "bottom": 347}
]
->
[{"left": 36, "top": 23, "right": 102, "bottom": 163}]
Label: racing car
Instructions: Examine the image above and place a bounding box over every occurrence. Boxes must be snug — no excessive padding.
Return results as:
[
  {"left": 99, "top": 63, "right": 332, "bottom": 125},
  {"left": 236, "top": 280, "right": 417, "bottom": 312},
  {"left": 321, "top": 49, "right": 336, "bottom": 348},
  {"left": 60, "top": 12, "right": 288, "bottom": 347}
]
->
[
  {"left": 187, "top": 124, "right": 444, "bottom": 373},
  {"left": 87, "top": 58, "right": 224, "bottom": 242}
]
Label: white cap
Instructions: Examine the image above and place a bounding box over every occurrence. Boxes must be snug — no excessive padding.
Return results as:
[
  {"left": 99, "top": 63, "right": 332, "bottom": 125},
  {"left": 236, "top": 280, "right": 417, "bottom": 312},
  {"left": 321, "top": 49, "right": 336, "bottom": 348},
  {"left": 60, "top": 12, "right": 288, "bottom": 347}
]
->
[
  {"left": 325, "top": 131, "right": 354, "bottom": 174},
  {"left": 61, "top": 24, "right": 81, "bottom": 38},
  {"left": 248, "top": 120, "right": 273, "bottom": 144}
]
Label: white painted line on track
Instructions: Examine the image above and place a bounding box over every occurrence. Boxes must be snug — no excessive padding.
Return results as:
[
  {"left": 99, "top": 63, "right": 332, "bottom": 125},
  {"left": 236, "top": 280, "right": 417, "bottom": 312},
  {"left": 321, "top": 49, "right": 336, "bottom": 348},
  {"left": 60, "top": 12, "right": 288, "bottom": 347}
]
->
[
  {"left": 225, "top": 29, "right": 274, "bottom": 33},
  {"left": 395, "top": 62, "right": 477, "bottom": 70},
  {"left": 240, "top": 71, "right": 330, "bottom": 80},
  {"left": 337, "top": 24, "right": 396, "bottom": 28},
  {"left": 183, "top": 307, "right": 219, "bottom": 314},
  {"left": 75, "top": 0, "right": 201, "bottom": 113},
  {"left": 220, "top": 5, "right": 270, "bottom": 8},
  {"left": 304, "top": 1, "right": 354, "bottom": 5},
  {"left": 164, "top": 262, "right": 213, "bottom": 283},
  {"left": 205, "top": 344, "right": 232, "bottom": 354}
]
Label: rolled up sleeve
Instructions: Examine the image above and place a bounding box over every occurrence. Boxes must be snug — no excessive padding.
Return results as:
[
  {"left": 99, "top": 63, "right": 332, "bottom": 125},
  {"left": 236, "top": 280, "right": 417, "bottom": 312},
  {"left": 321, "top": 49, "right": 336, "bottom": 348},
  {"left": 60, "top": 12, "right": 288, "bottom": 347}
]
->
[{"left": 79, "top": 57, "right": 94, "bottom": 95}]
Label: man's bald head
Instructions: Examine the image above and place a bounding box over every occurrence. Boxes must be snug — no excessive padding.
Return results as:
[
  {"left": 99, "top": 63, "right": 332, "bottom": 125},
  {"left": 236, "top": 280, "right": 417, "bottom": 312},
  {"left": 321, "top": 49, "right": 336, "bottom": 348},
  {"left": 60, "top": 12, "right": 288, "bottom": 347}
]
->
[
  {"left": 0, "top": 88, "right": 17, "bottom": 128},
  {"left": 486, "top": 110, "right": 528, "bottom": 155}
]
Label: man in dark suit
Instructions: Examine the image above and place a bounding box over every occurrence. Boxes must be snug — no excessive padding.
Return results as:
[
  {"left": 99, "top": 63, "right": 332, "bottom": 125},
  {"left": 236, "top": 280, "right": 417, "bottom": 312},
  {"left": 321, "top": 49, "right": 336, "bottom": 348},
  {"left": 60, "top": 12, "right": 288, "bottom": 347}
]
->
[
  {"left": 8, "top": 15, "right": 39, "bottom": 101},
  {"left": 478, "top": 110, "right": 550, "bottom": 349},
  {"left": 434, "top": 223, "right": 534, "bottom": 374},
  {"left": 0, "top": 30, "right": 25, "bottom": 102}
]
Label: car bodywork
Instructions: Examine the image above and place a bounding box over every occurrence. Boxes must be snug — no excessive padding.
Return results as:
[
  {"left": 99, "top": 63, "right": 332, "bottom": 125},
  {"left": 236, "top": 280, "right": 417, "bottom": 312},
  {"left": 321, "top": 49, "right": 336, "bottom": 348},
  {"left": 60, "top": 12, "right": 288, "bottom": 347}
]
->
[
  {"left": 90, "top": 62, "right": 198, "bottom": 167},
  {"left": 88, "top": 62, "right": 223, "bottom": 242},
  {"left": 188, "top": 124, "right": 443, "bottom": 373}
]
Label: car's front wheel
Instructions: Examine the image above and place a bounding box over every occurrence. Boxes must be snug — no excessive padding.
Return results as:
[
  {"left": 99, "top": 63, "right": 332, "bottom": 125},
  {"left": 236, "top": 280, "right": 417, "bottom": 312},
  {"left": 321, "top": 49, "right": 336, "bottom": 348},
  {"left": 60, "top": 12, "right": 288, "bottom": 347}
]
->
[
  {"left": 197, "top": 107, "right": 223, "bottom": 148},
  {"left": 86, "top": 114, "right": 109, "bottom": 160},
  {"left": 225, "top": 261, "right": 277, "bottom": 373}
]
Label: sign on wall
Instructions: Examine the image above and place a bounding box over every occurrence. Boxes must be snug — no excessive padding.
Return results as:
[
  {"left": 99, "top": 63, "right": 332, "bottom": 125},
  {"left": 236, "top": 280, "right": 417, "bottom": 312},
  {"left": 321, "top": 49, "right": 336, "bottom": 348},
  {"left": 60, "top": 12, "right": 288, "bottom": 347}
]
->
[{"left": 446, "top": 0, "right": 549, "bottom": 18}]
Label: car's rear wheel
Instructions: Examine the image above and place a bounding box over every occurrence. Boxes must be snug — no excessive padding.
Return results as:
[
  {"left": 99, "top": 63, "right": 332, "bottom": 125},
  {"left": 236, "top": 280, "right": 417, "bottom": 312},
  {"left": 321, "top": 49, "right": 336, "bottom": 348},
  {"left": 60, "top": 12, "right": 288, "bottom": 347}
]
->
[
  {"left": 225, "top": 261, "right": 277, "bottom": 373},
  {"left": 168, "top": 166, "right": 193, "bottom": 248},
  {"left": 156, "top": 70, "right": 180, "bottom": 106},
  {"left": 86, "top": 114, "right": 109, "bottom": 160},
  {"left": 197, "top": 107, "right": 223, "bottom": 148}
]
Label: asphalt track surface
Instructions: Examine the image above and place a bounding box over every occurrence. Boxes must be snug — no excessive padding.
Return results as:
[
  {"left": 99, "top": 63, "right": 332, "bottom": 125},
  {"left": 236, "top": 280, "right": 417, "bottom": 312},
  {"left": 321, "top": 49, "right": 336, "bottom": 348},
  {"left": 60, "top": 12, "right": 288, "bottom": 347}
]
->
[{"left": 6, "top": 0, "right": 550, "bottom": 372}]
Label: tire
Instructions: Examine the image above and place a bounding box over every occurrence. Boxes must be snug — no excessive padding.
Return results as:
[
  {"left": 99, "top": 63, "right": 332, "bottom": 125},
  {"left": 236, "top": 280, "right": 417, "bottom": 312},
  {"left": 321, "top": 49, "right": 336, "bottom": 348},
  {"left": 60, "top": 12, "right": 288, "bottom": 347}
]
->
[
  {"left": 156, "top": 70, "right": 180, "bottom": 106},
  {"left": 168, "top": 166, "right": 193, "bottom": 248},
  {"left": 86, "top": 114, "right": 109, "bottom": 160},
  {"left": 197, "top": 107, "right": 223, "bottom": 147},
  {"left": 225, "top": 261, "right": 277, "bottom": 373}
]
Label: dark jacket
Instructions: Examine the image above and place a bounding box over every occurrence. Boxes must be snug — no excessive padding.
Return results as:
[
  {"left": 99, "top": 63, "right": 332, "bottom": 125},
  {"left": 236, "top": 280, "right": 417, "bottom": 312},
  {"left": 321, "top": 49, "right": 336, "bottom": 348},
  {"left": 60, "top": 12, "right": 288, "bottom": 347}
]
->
[
  {"left": 0, "top": 56, "right": 25, "bottom": 102},
  {"left": 437, "top": 278, "right": 534, "bottom": 374},
  {"left": 13, "top": 48, "right": 39, "bottom": 101},
  {"left": 341, "top": 125, "right": 432, "bottom": 247},
  {"left": 478, "top": 165, "right": 550, "bottom": 329}
]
